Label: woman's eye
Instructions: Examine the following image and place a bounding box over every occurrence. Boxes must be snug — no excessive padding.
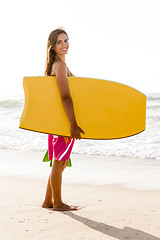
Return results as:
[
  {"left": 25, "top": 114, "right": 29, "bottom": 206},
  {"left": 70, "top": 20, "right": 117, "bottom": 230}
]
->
[{"left": 65, "top": 39, "right": 68, "bottom": 43}]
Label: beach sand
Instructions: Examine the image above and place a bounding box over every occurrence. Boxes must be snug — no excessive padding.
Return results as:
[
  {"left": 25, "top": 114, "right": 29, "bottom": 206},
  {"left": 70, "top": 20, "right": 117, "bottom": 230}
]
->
[{"left": 0, "top": 150, "right": 160, "bottom": 240}]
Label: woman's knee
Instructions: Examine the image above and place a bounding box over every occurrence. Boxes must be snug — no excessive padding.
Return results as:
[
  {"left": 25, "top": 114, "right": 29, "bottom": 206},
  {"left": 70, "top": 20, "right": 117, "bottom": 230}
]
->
[{"left": 53, "top": 159, "right": 67, "bottom": 171}]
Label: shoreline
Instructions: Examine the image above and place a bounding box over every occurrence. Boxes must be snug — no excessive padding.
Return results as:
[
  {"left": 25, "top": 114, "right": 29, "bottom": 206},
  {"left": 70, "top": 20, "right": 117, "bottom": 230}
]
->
[
  {"left": 0, "top": 149, "right": 160, "bottom": 191},
  {"left": 0, "top": 175, "right": 160, "bottom": 240}
]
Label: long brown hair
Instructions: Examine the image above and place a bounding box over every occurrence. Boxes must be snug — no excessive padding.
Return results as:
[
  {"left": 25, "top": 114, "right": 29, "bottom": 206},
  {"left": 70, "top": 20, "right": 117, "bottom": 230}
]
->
[{"left": 44, "top": 28, "right": 69, "bottom": 76}]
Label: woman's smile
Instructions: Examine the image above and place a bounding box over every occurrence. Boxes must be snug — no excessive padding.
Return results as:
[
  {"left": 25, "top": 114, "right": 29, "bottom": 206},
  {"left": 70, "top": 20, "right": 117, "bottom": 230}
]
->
[
  {"left": 61, "top": 48, "right": 67, "bottom": 51},
  {"left": 54, "top": 33, "right": 69, "bottom": 57}
]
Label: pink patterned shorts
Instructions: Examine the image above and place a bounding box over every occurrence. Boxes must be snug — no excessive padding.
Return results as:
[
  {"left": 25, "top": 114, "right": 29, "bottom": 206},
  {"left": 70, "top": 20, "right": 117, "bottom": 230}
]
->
[{"left": 48, "top": 135, "right": 75, "bottom": 161}]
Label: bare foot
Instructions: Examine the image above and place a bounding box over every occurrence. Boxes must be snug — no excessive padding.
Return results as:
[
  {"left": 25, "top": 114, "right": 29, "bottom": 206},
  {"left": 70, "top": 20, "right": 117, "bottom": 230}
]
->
[
  {"left": 53, "top": 203, "right": 78, "bottom": 211},
  {"left": 42, "top": 202, "right": 53, "bottom": 208}
]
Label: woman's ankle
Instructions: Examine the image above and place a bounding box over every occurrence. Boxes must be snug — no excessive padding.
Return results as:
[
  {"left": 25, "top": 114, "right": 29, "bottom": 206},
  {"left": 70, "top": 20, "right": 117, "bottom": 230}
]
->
[
  {"left": 53, "top": 200, "right": 63, "bottom": 208},
  {"left": 42, "top": 200, "right": 53, "bottom": 208}
]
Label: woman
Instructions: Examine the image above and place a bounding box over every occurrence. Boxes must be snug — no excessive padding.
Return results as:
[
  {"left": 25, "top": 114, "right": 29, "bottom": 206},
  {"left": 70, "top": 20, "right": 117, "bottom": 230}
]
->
[{"left": 42, "top": 28, "right": 85, "bottom": 211}]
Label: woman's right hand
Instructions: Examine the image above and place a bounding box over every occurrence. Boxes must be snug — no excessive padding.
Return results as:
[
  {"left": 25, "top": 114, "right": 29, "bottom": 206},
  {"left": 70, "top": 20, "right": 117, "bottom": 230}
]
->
[{"left": 71, "top": 125, "right": 85, "bottom": 140}]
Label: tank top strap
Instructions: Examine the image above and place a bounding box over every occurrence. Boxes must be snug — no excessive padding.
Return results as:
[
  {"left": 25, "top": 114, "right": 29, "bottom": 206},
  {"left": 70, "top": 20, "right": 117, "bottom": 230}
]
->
[{"left": 70, "top": 71, "right": 74, "bottom": 77}]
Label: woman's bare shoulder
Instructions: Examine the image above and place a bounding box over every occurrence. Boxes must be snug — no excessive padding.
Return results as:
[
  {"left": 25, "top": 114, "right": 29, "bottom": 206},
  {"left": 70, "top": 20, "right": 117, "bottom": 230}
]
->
[{"left": 51, "top": 60, "right": 66, "bottom": 76}]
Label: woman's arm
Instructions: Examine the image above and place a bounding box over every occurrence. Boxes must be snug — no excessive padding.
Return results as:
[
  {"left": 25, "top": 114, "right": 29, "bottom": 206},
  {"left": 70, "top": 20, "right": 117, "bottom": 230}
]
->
[{"left": 53, "top": 61, "right": 85, "bottom": 140}]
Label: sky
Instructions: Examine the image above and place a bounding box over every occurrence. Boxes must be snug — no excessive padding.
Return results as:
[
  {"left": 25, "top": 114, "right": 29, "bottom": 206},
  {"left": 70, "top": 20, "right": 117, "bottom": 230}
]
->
[{"left": 0, "top": 0, "right": 160, "bottom": 96}]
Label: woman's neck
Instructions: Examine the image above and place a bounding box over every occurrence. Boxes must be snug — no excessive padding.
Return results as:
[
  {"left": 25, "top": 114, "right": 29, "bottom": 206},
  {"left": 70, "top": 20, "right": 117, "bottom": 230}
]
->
[{"left": 55, "top": 54, "right": 65, "bottom": 62}]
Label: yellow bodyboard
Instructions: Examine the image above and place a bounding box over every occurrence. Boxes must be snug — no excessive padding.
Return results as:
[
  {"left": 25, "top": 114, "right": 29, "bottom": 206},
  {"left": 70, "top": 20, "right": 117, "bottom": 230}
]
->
[{"left": 19, "top": 76, "right": 146, "bottom": 139}]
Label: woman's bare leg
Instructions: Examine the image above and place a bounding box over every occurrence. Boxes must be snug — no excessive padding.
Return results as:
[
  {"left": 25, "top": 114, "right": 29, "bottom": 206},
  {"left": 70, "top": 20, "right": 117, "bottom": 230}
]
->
[
  {"left": 42, "top": 159, "right": 68, "bottom": 208},
  {"left": 42, "top": 159, "right": 77, "bottom": 211},
  {"left": 42, "top": 175, "right": 53, "bottom": 208},
  {"left": 50, "top": 160, "right": 63, "bottom": 206},
  {"left": 51, "top": 160, "right": 77, "bottom": 211}
]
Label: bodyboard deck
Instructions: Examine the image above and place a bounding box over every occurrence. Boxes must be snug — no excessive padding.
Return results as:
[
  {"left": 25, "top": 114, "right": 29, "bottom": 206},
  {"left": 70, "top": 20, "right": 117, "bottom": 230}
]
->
[{"left": 19, "top": 76, "right": 146, "bottom": 139}]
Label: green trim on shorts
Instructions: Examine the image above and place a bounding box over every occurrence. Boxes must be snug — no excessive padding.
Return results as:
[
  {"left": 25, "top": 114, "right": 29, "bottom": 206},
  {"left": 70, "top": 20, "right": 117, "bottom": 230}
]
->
[{"left": 42, "top": 150, "right": 72, "bottom": 167}]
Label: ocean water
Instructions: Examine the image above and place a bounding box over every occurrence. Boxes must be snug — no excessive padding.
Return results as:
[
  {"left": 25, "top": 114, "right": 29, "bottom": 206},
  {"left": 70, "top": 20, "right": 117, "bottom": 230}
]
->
[
  {"left": 0, "top": 93, "right": 160, "bottom": 160},
  {"left": 0, "top": 93, "right": 160, "bottom": 190}
]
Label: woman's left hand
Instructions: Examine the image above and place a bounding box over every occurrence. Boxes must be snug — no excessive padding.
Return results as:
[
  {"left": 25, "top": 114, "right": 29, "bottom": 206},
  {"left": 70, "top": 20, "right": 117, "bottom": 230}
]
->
[{"left": 71, "top": 125, "right": 85, "bottom": 140}]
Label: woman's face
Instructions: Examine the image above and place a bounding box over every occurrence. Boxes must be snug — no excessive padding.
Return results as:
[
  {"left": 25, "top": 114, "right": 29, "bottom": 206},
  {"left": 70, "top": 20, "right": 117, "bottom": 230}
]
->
[{"left": 54, "top": 33, "right": 69, "bottom": 56}]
